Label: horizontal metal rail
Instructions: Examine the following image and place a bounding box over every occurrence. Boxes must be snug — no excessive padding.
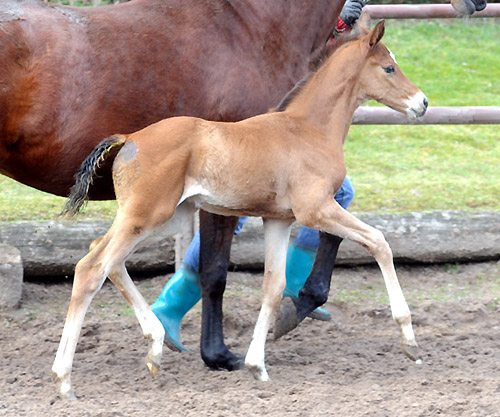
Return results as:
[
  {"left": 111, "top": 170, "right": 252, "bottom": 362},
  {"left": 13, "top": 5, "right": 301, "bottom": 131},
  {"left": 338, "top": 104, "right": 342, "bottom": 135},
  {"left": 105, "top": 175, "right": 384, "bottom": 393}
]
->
[
  {"left": 352, "top": 106, "right": 500, "bottom": 125},
  {"left": 364, "top": 3, "right": 500, "bottom": 19}
]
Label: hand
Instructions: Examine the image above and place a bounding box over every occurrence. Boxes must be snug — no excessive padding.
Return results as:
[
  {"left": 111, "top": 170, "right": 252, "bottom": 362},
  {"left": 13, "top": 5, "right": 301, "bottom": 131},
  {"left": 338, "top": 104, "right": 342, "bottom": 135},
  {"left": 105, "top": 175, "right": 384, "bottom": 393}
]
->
[{"left": 339, "top": 0, "right": 365, "bottom": 27}]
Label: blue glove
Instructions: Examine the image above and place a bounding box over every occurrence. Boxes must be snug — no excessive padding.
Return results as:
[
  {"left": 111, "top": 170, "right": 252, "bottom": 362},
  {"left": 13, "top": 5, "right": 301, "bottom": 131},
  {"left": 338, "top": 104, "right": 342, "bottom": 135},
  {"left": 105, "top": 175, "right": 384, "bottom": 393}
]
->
[{"left": 340, "top": 0, "right": 365, "bottom": 27}]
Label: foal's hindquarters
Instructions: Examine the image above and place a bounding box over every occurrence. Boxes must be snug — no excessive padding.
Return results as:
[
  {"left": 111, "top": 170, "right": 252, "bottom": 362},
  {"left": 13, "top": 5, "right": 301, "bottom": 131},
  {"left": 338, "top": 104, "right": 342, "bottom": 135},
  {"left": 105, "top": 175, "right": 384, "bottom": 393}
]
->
[
  {"left": 52, "top": 200, "right": 198, "bottom": 399},
  {"left": 52, "top": 132, "right": 199, "bottom": 399}
]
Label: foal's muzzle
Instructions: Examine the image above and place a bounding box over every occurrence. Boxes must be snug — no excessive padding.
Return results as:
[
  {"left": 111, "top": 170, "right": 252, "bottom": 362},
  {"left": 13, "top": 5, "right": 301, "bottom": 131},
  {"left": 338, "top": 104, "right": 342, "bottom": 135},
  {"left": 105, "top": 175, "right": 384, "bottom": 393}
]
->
[{"left": 406, "top": 92, "right": 428, "bottom": 119}]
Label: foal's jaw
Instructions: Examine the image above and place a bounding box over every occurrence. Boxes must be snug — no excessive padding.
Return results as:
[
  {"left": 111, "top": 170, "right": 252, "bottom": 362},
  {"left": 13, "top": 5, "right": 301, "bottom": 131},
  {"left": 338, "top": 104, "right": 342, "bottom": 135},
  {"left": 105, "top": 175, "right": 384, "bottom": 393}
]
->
[{"left": 405, "top": 91, "right": 428, "bottom": 119}]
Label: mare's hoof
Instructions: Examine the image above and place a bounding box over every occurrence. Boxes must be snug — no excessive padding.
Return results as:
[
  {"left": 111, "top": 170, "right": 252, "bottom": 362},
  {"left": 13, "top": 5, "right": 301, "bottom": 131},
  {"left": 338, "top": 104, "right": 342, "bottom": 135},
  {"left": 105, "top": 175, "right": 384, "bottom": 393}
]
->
[
  {"left": 402, "top": 343, "right": 422, "bottom": 363},
  {"left": 273, "top": 297, "right": 298, "bottom": 340},
  {"left": 202, "top": 350, "right": 245, "bottom": 371},
  {"left": 223, "top": 353, "right": 246, "bottom": 371}
]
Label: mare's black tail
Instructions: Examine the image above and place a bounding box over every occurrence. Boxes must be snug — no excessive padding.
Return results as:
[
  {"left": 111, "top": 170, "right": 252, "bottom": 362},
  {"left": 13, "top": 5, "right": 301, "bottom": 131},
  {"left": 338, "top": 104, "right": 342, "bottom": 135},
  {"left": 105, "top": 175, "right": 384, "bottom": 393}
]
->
[{"left": 61, "top": 134, "right": 127, "bottom": 217}]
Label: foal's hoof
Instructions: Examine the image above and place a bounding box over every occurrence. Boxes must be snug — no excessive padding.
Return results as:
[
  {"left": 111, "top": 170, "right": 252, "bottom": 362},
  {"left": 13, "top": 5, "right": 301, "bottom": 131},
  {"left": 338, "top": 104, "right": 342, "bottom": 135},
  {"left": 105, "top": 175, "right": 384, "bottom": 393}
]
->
[
  {"left": 146, "top": 358, "right": 160, "bottom": 378},
  {"left": 59, "top": 390, "right": 78, "bottom": 402},
  {"left": 402, "top": 342, "right": 422, "bottom": 364},
  {"left": 246, "top": 363, "right": 270, "bottom": 382},
  {"left": 52, "top": 372, "right": 77, "bottom": 401},
  {"left": 273, "top": 297, "right": 298, "bottom": 340}
]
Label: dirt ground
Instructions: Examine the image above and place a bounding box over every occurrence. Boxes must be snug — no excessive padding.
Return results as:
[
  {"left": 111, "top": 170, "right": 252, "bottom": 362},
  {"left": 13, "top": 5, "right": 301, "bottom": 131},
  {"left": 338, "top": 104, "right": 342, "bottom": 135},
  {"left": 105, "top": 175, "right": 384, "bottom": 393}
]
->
[{"left": 1, "top": 260, "right": 500, "bottom": 417}]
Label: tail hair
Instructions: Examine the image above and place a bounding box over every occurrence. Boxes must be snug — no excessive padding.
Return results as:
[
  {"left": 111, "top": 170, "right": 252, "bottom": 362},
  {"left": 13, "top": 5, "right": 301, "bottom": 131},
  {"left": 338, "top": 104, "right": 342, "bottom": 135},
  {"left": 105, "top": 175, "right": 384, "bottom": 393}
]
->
[{"left": 61, "top": 134, "right": 126, "bottom": 217}]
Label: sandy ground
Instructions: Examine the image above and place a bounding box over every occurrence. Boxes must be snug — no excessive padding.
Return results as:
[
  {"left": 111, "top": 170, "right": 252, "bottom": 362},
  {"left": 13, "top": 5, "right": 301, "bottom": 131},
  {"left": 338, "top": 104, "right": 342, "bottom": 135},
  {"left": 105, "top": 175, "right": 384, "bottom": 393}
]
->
[{"left": 1, "top": 260, "right": 500, "bottom": 417}]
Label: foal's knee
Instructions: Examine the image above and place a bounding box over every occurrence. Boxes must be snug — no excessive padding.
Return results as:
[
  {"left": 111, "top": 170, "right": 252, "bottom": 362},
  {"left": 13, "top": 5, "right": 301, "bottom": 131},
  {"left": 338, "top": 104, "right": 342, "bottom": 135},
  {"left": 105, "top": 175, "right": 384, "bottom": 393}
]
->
[
  {"left": 89, "top": 236, "right": 103, "bottom": 251},
  {"left": 367, "top": 229, "right": 393, "bottom": 263},
  {"left": 73, "top": 254, "right": 105, "bottom": 297}
]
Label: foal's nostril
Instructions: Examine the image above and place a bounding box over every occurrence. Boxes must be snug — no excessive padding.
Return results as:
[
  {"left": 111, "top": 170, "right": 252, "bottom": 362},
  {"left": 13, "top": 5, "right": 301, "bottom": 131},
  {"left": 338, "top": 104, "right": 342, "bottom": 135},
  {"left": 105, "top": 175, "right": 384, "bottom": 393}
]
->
[{"left": 423, "top": 98, "right": 428, "bottom": 109}]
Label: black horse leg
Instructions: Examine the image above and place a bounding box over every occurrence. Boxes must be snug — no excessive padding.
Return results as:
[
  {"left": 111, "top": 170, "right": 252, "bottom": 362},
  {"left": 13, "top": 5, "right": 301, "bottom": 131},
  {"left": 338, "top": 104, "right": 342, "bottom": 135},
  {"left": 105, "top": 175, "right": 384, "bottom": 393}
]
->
[
  {"left": 274, "top": 233, "right": 343, "bottom": 339},
  {"left": 198, "top": 210, "right": 245, "bottom": 370}
]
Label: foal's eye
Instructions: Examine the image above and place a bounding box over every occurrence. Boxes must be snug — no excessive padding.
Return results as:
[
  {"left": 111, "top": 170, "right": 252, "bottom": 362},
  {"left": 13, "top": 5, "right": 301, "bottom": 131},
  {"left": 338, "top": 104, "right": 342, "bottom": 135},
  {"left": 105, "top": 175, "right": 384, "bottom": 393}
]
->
[{"left": 384, "top": 65, "right": 395, "bottom": 74}]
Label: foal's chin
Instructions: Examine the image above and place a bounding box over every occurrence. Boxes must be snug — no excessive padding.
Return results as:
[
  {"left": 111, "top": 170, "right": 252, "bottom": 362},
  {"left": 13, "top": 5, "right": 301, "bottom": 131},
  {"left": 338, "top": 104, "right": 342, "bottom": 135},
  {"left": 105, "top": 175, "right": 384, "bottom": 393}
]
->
[{"left": 406, "top": 107, "right": 427, "bottom": 120}]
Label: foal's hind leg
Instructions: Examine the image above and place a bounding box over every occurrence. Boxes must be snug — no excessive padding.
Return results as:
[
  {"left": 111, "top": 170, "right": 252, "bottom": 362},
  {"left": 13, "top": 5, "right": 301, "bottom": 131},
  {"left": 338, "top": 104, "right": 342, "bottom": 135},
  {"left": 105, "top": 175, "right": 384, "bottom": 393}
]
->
[
  {"left": 52, "top": 235, "right": 116, "bottom": 400},
  {"left": 245, "top": 218, "right": 293, "bottom": 381},
  {"left": 52, "top": 204, "right": 190, "bottom": 399},
  {"left": 295, "top": 201, "right": 420, "bottom": 363},
  {"left": 108, "top": 264, "right": 165, "bottom": 377}
]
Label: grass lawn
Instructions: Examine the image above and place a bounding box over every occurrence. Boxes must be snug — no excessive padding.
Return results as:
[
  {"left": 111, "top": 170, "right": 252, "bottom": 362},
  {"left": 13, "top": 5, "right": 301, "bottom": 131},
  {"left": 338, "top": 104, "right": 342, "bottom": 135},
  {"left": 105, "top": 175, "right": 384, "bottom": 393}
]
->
[
  {"left": 1, "top": 19, "right": 499, "bottom": 221},
  {"left": 345, "top": 19, "right": 500, "bottom": 213}
]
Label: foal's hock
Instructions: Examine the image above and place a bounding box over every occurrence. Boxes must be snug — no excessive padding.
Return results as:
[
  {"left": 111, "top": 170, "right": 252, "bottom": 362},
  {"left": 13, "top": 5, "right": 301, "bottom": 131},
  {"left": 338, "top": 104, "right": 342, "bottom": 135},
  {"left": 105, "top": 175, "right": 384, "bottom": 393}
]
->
[{"left": 53, "top": 19, "right": 427, "bottom": 399}]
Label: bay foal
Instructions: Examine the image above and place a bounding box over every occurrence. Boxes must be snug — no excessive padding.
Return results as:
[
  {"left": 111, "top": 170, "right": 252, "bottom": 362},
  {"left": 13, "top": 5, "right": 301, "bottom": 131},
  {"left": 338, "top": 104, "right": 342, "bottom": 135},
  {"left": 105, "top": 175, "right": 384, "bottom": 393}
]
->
[{"left": 53, "top": 19, "right": 427, "bottom": 398}]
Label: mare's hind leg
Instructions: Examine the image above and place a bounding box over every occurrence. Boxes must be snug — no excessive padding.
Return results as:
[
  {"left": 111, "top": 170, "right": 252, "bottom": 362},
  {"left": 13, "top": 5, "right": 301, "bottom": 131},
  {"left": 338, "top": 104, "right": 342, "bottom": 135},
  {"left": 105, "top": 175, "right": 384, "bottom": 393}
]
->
[
  {"left": 274, "top": 233, "right": 343, "bottom": 339},
  {"left": 198, "top": 211, "right": 244, "bottom": 370},
  {"left": 295, "top": 200, "right": 420, "bottom": 363},
  {"left": 245, "top": 218, "right": 293, "bottom": 381}
]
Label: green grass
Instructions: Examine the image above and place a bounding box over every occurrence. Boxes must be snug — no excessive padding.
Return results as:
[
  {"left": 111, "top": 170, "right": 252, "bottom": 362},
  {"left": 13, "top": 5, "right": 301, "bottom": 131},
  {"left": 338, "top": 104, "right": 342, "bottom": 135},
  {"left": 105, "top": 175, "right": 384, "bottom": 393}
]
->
[
  {"left": 346, "top": 19, "right": 500, "bottom": 213},
  {"left": 1, "top": 19, "right": 499, "bottom": 221}
]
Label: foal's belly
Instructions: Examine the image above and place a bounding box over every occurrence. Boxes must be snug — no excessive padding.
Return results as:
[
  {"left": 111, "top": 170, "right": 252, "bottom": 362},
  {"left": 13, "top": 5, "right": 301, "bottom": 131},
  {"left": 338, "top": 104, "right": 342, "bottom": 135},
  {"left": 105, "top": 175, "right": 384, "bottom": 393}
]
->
[
  {"left": 181, "top": 176, "right": 294, "bottom": 219},
  {"left": 199, "top": 202, "right": 295, "bottom": 220}
]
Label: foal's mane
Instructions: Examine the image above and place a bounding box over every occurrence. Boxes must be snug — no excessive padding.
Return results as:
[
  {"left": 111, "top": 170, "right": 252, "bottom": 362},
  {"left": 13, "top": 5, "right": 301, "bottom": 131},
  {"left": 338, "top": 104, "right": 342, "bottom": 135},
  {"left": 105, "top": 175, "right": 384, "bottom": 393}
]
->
[{"left": 274, "top": 31, "right": 362, "bottom": 112}]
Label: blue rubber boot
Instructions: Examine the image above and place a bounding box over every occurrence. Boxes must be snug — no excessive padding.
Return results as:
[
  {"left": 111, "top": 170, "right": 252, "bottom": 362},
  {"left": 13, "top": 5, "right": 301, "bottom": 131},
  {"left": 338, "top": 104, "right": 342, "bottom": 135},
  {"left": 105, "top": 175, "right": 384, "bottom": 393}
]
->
[
  {"left": 284, "top": 243, "right": 331, "bottom": 321},
  {"left": 150, "top": 266, "right": 201, "bottom": 352}
]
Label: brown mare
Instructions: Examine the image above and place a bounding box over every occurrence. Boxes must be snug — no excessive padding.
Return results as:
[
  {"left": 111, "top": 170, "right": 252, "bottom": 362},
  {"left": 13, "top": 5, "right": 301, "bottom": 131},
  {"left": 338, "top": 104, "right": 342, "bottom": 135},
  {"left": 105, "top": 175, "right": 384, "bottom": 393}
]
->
[
  {"left": 0, "top": 0, "right": 347, "bottom": 371},
  {"left": 0, "top": 0, "right": 485, "bottom": 373},
  {"left": 54, "top": 17, "right": 428, "bottom": 398}
]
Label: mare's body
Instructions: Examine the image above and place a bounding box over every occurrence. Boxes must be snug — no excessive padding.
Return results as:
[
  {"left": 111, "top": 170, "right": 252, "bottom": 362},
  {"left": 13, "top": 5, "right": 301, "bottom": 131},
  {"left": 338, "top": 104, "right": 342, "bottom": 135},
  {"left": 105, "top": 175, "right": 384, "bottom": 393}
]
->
[{"left": 0, "top": 0, "right": 345, "bottom": 369}]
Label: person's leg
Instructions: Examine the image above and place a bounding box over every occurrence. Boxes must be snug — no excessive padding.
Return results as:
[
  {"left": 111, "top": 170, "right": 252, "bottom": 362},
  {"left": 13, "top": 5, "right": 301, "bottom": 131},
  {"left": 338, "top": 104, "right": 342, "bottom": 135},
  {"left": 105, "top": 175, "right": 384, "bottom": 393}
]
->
[
  {"left": 152, "top": 177, "right": 353, "bottom": 351},
  {"left": 150, "top": 217, "right": 248, "bottom": 351},
  {"left": 283, "top": 177, "right": 355, "bottom": 320}
]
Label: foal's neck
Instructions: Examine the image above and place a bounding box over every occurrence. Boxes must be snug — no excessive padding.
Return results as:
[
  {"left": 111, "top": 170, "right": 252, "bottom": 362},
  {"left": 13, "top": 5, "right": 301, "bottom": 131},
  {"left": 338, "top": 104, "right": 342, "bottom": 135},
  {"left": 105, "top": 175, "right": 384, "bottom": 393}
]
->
[{"left": 286, "top": 43, "right": 365, "bottom": 147}]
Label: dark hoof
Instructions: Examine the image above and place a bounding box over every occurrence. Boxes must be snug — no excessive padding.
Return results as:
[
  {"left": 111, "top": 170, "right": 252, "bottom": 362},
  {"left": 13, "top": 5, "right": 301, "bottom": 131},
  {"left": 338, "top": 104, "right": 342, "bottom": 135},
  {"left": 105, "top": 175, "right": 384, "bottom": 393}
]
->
[
  {"left": 202, "top": 349, "right": 245, "bottom": 371},
  {"left": 273, "top": 297, "right": 298, "bottom": 340},
  {"left": 402, "top": 343, "right": 422, "bottom": 363}
]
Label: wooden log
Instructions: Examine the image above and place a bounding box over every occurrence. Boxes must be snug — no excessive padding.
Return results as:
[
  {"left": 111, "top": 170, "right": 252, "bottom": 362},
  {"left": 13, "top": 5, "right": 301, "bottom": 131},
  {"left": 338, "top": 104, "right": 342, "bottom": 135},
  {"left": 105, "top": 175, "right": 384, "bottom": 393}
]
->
[
  {"left": 0, "top": 221, "right": 175, "bottom": 277},
  {"left": 231, "top": 211, "right": 500, "bottom": 268},
  {"left": 364, "top": 4, "right": 500, "bottom": 19},
  {"left": 0, "top": 211, "right": 499, "bottom": 277},
  {"left": 353, "top": 106, "right": 500, "bottom": 125},
  {"left": 0, "top": 244, "right": 23, "bottom": 308}
]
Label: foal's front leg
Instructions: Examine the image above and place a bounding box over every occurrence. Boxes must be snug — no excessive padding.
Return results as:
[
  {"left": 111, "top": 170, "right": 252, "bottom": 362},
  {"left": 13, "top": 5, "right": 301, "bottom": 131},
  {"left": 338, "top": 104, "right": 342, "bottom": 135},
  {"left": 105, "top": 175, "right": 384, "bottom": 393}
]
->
[
  {"left": 198, "top": 210, "right": 244, "bottom": 370},
  {"left": 245, "top": 218, "right": 293, "bottom": 381},
  {"left": 296, "top": 201, "right": 421, "bottom": 363}
]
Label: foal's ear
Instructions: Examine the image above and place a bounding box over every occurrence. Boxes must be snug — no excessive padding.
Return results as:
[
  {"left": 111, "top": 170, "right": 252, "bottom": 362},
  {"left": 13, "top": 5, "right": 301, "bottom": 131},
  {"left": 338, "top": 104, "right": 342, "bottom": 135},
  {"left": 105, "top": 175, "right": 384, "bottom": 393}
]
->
[{"left": 368, "top": 20, "right": 385, "bottom": 49}]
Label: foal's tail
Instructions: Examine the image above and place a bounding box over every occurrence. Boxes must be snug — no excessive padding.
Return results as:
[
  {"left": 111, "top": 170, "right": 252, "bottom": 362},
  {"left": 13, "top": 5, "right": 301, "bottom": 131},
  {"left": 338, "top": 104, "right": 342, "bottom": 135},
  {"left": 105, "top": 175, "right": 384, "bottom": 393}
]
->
[{"left": 61, "top": 134, "right": 127, "bottom": 217}]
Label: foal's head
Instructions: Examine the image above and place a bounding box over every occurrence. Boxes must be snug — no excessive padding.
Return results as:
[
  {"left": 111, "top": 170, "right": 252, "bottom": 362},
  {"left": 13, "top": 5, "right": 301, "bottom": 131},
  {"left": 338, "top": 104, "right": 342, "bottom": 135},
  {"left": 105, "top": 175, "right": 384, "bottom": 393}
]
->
[{"left": 352, "top": 17, "right": 428, "bottom": 119}]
